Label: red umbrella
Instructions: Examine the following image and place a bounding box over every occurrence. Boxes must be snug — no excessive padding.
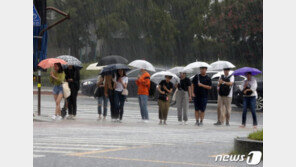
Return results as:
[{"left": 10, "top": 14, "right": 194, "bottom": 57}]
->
[{"left": 38, "top": 58, "right": 67, "bottom": 69}]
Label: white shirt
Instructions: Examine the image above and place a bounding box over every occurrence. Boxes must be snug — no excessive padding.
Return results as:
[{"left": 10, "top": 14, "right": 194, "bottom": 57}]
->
[
  {"left": 115, "top": 76, "right": 128, "bottom": 91},
  {"left": 218, "top": 74, "right": 235, "bottom": 98},
  {"left": 243, "top": 77, "right": 258, "bottom": 98}
]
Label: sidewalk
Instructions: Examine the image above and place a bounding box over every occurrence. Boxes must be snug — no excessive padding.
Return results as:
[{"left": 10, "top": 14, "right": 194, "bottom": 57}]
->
[{"left": 33, "top": 86, "right": 83, "bottom": 96}]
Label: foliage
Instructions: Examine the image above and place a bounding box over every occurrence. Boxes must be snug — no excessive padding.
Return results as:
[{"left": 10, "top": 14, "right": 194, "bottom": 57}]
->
[
  {"left": 248, "top": 130, "right": 263, "bottom": 141},
  {"left": 47, "top": 0, "right": 263, "bottom": 69}
]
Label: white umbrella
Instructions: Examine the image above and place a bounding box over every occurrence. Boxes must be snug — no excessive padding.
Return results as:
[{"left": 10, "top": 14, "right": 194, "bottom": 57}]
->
[
  {"left": 168, "top": 66, "right": 193, "bottom": 74},
  {"left": 151, "top": 71, "right": 180, "bottom": 84},
  {"left": 183, "top": 61, "right": 211, "bottom": 73},
  {"left": 128, "top": 60, "right": 156, "bottom": 72},
  {"left": 211, "top": 70, "right": 234, "bottom": 79},
  {"left": 86, "top": 63, "right": 105, "bottom": 71},
  {"left": 209, "top": 60, "right": 235, "bottom": 71}
]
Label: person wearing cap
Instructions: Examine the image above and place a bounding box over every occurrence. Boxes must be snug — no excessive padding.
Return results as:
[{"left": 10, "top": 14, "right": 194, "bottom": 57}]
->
[
  {"left": 175, "top": 72, "right": 192, "bottom": 125},
  {"left": 136, "top": 69, "right": 151, "bottom": 122},
  {"left": 157, "top": 75, "right": 174, "bottom": 125},
  {"left": 191, "top": 67, "right": 212, "bottom": 126},
  {"left": 214, "top": 68, "right": 234, "bottom": 126}
]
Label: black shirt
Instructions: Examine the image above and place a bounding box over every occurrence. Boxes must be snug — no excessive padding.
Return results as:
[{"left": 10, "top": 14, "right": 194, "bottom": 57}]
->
[
  {"left": 192, "top": 74, "right": 212, "bottom": 98},
  {"left": 159, "top": 80, "right": 173, "bottom": 94},
  {"left": 178, "top": 77, "right": 191, "bottom": 91}
]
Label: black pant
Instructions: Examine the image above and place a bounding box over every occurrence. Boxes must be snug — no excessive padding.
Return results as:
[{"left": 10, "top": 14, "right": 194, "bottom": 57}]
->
[
  {"left": 108, "top": 89, "right": 117, "bottom": 119},
  {"left": 114, "top": 90, "right": 126, "bottom": 120},
  {"left": 67, "top": 88, "right": 78, "bottom": 116}
]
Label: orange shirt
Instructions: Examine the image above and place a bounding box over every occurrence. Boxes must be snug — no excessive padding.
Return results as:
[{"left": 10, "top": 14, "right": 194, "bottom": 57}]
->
[{"left": 136, "top": 72, "right": 151, "bottom": 95}]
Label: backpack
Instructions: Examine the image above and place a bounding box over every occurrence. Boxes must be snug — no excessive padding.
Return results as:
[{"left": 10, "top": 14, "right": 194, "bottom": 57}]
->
[{"left": 218, "top": 75, "right": 231, "bottom": 96}]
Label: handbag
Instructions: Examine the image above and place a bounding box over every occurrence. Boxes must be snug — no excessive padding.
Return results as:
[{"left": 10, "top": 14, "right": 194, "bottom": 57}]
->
[
  {"left": 158, "top": 93, "right": 168, "bottom": 101},
  {"left": 62, "top": 82, "right": 71, "bottom": 98},
  {"left": 172, "top": 89, "right": 178, "bottom": 102},
  {"left": 243, "top": 86, "right": 253, "bottom": 96},
  {"left": 94, "top": 86, "right": 104, "bottom": 97},
  {"left": 122, "top": 88, "right": 128, "bottom": 96}
]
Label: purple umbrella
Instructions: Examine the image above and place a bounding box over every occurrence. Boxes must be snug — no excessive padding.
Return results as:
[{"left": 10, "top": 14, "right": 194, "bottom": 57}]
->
[{"left": 232, "top": 67, "right": 262, "bottom": 76}]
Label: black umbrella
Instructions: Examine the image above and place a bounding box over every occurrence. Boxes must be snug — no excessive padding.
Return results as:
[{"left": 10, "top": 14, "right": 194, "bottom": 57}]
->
[
  {"left": 100, "top": 64, "right": 130, "bottom": 75},
  {"left": 97, "top": 55, "right": 128, "bottom": 66}
]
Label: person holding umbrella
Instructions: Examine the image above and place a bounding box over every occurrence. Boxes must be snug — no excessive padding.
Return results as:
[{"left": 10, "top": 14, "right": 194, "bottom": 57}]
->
[
  {"left": 175, "top": 71, "right": 192, "bottom": 125},
  {"left": 104, "top": 74, "right": 116, "bottom": 121},
  {"left": 64, "top": 65, "right": 80, "bottom": 119},
  {"left": 49, "top": 63, "right": 66, "bottom": 120},
  {"left": 214, "top": 68, "right": 234, "bottom": 126},
  {"left": 114, "top": 69, "right": 128, "bottom": 122},
  {"left": 157, "top": 75, "right": 174, "bottom": 125},
  {"left": 191, "top": 66, "right": 212, "bottom": 126},
  {"left": 96, "top": 75, "right": 108, "bottom": 120},
  {"left": 232, "top": 67, "right": 261, "bottom": 129}
]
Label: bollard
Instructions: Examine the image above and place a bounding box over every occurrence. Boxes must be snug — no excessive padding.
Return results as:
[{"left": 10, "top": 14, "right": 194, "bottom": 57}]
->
[{"left": 37, "top": 69, "right": 41, "bottom": 116}]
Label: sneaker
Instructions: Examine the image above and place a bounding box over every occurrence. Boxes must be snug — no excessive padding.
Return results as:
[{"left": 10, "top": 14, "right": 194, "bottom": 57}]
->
[
  {"left": 184, "top": 121, "right": 188, "bottom": 125},
  {"left": 56, "top": 116, "right": 62, "bottom": 120},
  {"left": 67, "top": 115, "right": 73, "bottom": 120},
  {"left": 178, "top": 121, "right": 183, "bottom": 125},
  {"left": 214, "top": 122, "right": 222, "bottom": 126},
  {"left": 51, "top": 115, "right": 57, "bottom": 120},
  {"left": 226, "top": 122, "right": 230, "bottom": 126},
  {"left": 163, "top": 121, "right": 167, "bottom": 125},
  {"left": 199, "top": 122, "right": 203, "bottom": 126},
  {"left": 143, "top": 120, "right": 149, "bottom": 123},
  {"left": 98, "top": 115, "right": 102, "bottom": 120},
  {"left": 195, "top": 122, "right": 199, "bottom": 126},
  {"left": 159, "top": 120, "right": 163, "bottom": 125},
  {"left": 103, "top": 116, "right": 106, "bottom": 120}
]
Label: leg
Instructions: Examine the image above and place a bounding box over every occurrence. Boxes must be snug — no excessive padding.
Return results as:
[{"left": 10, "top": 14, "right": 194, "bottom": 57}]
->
[
  {"left": 119, "top": 94, "right": 125, "bottom": 120},
  {"left": 176, "top": 91, "right": 183, "bottom": 122},
  {"left": 241, "top": 97, "right": 248, "bottom": 126},
  {"left": 143, "top": 95, "right": 149, "bottom": 120},
  {"left": 224, "top": 97, "right": 232, "bottom": 124},
  {"left": 72, "top": 90, "right": 78, "bottom": 116},
  {"left": 158, "top": 100, "right": 163, "bottom": 120},
  {"left": 103, "top": 96, "right": 108, "bottom": 117},
  {"left": 199, "top": 98, "right": 207, "bottom": 122},
  {"left": 53, "top": 94, "right": 58, "bottom": 116},
  {"left": 67, "top": 94, "right": 73, "bottom": 116},
  {"left": 138, "top": 96, "right": 144, "bottom": 119},
  {"left": 250, "top": 97, "right": 258, "bottom": 126},
  {"left": 114, "top": 91, "right": 120, "bottom": 119},
  {"left": 183, "top": 92, "right": 189, "bottom": 122},
  {"left": 55, "top": 93, "right": 64, "bottom": 116},
  {"left": 98, "top": 97, "right": 103, "bottom": 115},
  {"left": 216, "top": 95, "right": 223, "bottom": 124},
  {"left": 163, "top": 99, "right": 170, "bottom": 122}
]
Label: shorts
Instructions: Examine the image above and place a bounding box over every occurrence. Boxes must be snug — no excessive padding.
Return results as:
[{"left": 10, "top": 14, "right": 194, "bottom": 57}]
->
[
  {"left": 193, "top": 97, "right": 208, "bottom": 112},
  {"left": 53, "top": 85, "right": 63, "bottom": 95}
]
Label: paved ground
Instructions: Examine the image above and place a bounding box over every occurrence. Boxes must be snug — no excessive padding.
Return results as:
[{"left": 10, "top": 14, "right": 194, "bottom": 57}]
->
[{"left": 33, "top": 94, "right": 263, "bottom": 167}]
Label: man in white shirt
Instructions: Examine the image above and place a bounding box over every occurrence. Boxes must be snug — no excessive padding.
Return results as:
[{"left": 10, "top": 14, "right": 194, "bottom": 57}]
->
[{"left": 214, "top": 68, "right": 234, "bottom": 126}]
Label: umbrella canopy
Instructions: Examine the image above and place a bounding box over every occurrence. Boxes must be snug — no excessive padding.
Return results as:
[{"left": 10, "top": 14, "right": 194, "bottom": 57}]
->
[
  {"left": 100, "top": 64, "right": 131, "bottom": 75},
  {"left": 232, "top": 67, "right": 262, "bottom": 76},
  {"left": 168, "top": 66, "right": 193, "bottom": 74},
  {"left": 128, "top": 60, "right": 156, "bottom": 72},
  {"left": 38, "top": 58, "right": 67, "bottom": 69},
  {"left": 209, "top": 60, "right": 235, "bottom": 71},
  {"left": 97, "top": 55, "right": 128, "bottom": 66},
  {"left": 86, "top": 63, "right": 105, "bottom": 71},
  {"left": 151, "top": 71, "right": 180, "bottom": 84},
  {"left": 183, "top": 61, "right": 211, "bottom": 73},
  {"left": 57, "top": 55, "right": 83, "bottom": 69},
  {"left": 211, "top": 70, "right": 234, "bottom": 79}
]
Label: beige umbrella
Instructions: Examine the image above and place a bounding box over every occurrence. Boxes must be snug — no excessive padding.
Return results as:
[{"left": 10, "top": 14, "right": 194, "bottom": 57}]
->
[{"left": 86, "top": 63, "right": 105, "bottom": 71}]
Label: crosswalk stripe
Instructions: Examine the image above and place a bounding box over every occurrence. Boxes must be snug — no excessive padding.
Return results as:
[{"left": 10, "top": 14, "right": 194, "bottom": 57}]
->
[
  {"left": 34, "top": 146, "right": 103, "bottom": 151},
  {"left": 34, "top": 150, "right": 73, "bottom": 154},
  {"left": 34, "top": 143, "right": 125, "bottom": 148}
]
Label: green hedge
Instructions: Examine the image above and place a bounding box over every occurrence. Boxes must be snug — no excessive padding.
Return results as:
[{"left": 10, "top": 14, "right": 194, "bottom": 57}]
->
[{"left": 248, "top": 130, "right": 263, "bottom": 141}]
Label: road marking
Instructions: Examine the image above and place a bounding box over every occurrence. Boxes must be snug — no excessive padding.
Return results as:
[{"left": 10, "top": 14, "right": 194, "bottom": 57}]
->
[
  {"left": 80, "top": 155, "right": 231, "bottom": 167},
  {"left": 34, "top": 146, "right": 103, "bottom": 151},
  {"left": 34, "top": 150, "right": 73, "bottom": 154},
  {"left": 68, "top": 145, "right": 150, "bottom": 157},
  {"left": 34, "top": 143, "right": 125, "bottom": 148},
  {"left": 208, "top": 153, "right": 229, "bottom": 158},
  {"left": 33, "top": 154, "right": 45, "bottom": 158}
]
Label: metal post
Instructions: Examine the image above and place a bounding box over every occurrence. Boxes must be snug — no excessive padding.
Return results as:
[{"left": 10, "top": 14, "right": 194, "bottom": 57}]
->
[{"left": 37, "top": 69, "right": 41, "bottom": 116}]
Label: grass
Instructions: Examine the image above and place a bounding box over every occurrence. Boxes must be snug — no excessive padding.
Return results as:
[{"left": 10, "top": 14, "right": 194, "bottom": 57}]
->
[
  {"left": 248, "top": 130, "right": 263, "bottom": 141},
  {"left": 33, "top": 63, "right": 99, "bottom": 87}
]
